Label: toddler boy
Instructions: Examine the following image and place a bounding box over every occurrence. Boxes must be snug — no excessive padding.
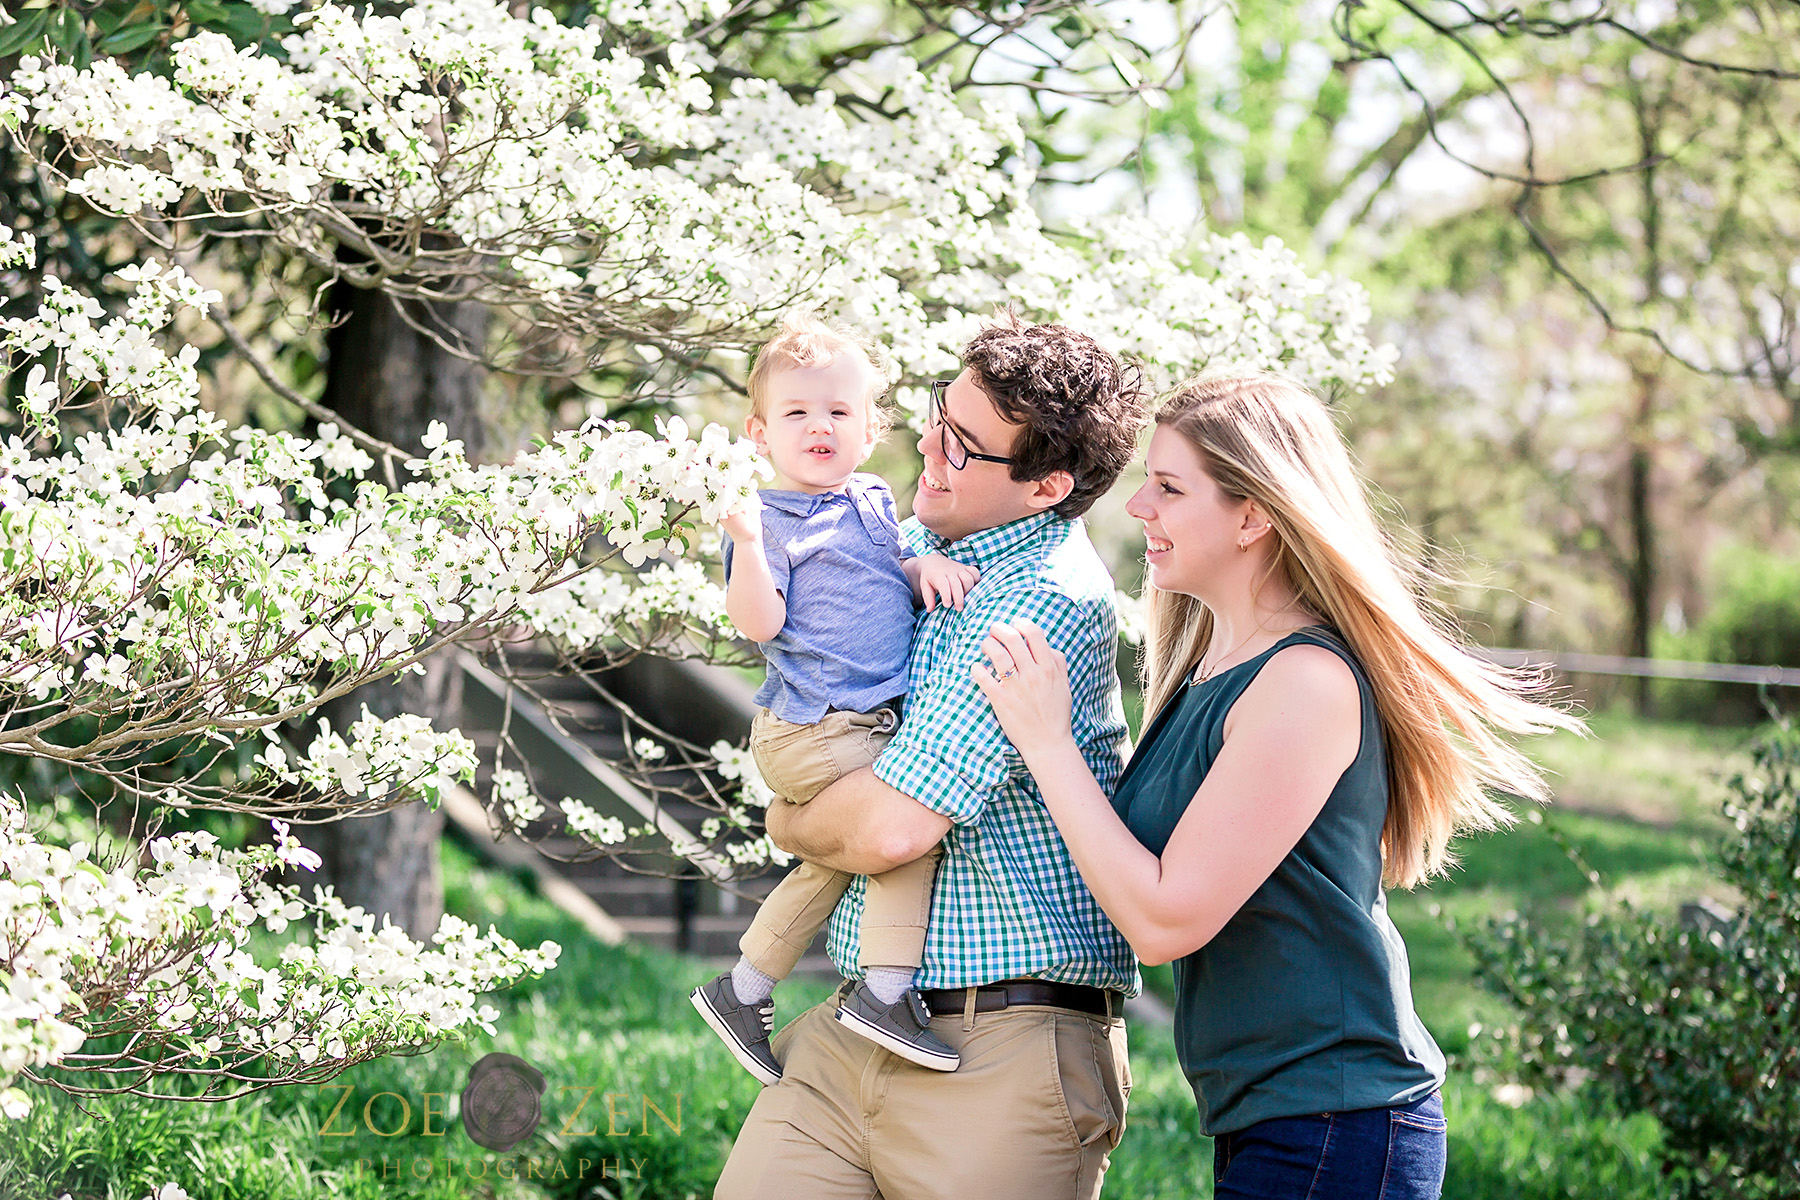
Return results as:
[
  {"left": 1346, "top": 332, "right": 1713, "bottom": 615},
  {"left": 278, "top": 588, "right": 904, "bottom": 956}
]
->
[{"left": 690, "top": 315, "right": 978, "bottom": 1084}]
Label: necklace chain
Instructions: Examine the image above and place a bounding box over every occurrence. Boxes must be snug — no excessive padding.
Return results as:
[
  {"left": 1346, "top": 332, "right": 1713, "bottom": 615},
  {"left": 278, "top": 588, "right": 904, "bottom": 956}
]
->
[
  {"left": 1191, "top": 625, "right": 1263, "bottom": 685},
  {"left": 1189, "top": 610, "right": 1324, "bottom": 686}
]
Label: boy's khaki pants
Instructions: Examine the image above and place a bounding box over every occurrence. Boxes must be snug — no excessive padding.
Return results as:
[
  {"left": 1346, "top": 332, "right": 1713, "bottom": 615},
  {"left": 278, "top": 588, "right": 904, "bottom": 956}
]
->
[{"left": 741, "top": 705, "right": 942, "bottom": 978}]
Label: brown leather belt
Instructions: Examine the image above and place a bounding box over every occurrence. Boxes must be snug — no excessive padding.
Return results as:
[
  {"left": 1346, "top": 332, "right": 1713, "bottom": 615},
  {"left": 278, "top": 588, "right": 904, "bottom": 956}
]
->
[{"left": 919, "top": 980, "right": 1123, "bottom": 1019}]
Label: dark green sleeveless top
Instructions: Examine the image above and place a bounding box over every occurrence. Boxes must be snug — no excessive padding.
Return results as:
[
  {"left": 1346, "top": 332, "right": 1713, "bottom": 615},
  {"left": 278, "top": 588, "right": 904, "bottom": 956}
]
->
[{"left": 1112, "top": 626, "right": 1444, "bottom": 1136}]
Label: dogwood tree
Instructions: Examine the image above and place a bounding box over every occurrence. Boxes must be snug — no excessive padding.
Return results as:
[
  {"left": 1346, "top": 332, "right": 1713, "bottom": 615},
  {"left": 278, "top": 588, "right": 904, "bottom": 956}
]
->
[{"left": 0, "top": 0, "right": 1395, "bottom": 1113}]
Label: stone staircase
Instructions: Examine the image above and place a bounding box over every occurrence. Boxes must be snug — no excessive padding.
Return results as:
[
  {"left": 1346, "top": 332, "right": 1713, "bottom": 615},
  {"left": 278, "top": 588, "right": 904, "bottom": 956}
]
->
[{"left": 450, "top": 649, "right": 833, "bottom": 971}]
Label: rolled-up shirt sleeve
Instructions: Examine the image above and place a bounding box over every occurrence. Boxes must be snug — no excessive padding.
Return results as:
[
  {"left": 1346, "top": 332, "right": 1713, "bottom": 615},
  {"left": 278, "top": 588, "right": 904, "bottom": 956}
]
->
[
  {"left": 874, "top": 588, "right": 1102, "bottom": 825},
  {"left": 874, "top": 664, "right": 1012, "bottom": 825}
]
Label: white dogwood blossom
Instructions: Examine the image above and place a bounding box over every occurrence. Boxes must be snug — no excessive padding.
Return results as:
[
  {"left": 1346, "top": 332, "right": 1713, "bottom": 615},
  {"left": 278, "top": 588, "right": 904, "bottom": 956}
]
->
[
  {"left": 559, "top": 797, "right": 628, "bottom": 847},
  {"left": 709, "top": 739, "right": 774, "bottom": 810},
  {"left": 703, "top": 740, "right": 786, "bottom": 868},
  {"left": 0, "top": 0, "right": 1393, "bottom": 392},
  {"left": 0, "top": 244, "right": 766, "bottom": 818},
  {"left": 0, "top": 795, "right": 557, "bottom": 1119},
  {"left": 491, "top": 768, "right": 545, "bottom": 832}
]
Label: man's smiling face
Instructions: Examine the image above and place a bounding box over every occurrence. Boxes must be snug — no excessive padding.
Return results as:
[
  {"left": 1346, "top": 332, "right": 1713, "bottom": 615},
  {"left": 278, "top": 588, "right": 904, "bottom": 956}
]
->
[{"left": 912, "top": 369, "right": 1045, "bottom": 543}]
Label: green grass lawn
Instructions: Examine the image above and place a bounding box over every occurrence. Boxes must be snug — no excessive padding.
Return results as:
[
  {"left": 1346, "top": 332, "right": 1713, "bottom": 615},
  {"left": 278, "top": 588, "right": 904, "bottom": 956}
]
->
[
  {"left": 1, "top": 712, "right": 1757, "bottom": 1199},
  {"left": 1395, "top": 711, "right": 1748, "bottom": 1054}
]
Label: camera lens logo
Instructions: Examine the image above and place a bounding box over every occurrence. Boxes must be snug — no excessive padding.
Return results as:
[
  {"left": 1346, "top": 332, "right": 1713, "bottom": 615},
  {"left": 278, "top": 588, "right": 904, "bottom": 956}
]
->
[{"left": 460, "top": 1053, "right": 546, "bottom": 1152}]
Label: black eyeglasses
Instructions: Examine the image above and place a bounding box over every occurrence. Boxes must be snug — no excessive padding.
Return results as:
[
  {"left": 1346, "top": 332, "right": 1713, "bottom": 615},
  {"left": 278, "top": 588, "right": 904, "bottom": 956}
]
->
[{"left": 928, "top": 379, "right": 1015, "bottom": 471}]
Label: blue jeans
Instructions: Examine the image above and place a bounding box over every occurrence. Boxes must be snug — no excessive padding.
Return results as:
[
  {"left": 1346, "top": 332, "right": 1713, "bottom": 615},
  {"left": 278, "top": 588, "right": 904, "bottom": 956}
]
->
[{"left": 1211, "top": 1091, "right": 1447, "bottom": 1200}]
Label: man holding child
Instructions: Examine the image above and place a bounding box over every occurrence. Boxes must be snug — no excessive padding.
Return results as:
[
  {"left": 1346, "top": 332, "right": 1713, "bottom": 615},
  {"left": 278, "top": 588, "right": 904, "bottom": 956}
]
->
[{"left": 713, "top": 314, "right": 1148, "bottom": 1199}]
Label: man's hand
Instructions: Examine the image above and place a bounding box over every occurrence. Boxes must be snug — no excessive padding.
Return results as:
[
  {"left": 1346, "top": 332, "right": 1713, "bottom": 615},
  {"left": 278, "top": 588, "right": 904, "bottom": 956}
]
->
[
  {"left": 906, "top": 552, "right": 980, "bottom": 611},
  {"left": 721, "top": 492, "right": 765, "bottom": 545}
]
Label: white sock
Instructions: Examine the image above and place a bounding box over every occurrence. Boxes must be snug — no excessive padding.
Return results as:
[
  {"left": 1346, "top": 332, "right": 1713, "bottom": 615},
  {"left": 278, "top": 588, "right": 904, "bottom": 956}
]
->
[
  {"left": 863, "top": 966, "right": 914, "bottom": 1006},
  {"left": 731, "top": 959, "right": 778, "bottom": 1005}
]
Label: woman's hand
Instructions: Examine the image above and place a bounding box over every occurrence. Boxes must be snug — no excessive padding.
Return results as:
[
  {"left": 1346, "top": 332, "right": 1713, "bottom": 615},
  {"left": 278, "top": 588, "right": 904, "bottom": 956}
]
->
[{"left": 971, "top": 619, "right": 1076, "bottom": 762}]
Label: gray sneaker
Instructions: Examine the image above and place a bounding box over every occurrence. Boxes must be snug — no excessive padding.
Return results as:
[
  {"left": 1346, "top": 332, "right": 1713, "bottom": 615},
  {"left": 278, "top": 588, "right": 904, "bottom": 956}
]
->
[
  {"left": 690, "top": 972, "right": 781, "bottom": 1086},
  {"left": 834, "top": 982, "right": 960, "bottom": 1071}
]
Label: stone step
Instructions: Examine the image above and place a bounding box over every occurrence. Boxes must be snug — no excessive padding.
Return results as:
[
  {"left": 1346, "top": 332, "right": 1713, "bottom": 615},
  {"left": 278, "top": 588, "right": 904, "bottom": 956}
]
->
[
  {"left": 466, "top": 728, "right": 628, "bottom": 766},
  {"left": 568, "top": 878, "right": 687, "bottom": 918},
  {"left": 698, "top": 954, "right": 844, "bottom": 981},
  {"left": 613, "top": 914, "right": 829, "bottom": 958},
  {"left": 453, "top": 650, "right": 767, "bottom": 953}
]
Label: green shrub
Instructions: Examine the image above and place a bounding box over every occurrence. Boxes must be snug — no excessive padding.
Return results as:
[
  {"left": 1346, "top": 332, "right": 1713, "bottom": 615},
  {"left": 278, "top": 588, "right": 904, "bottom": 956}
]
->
[
  {"left": 1466, "top": 725, "right": 1800, "bottom": 1197},
  {"left": 1656, "top": 544, "right": 1800, "bottom": 722}
]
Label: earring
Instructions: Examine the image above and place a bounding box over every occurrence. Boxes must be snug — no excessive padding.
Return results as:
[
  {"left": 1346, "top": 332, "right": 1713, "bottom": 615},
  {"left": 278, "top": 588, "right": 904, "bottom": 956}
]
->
[{"left": 1238, "top": 540, "right": 1249, "bottom": 552}]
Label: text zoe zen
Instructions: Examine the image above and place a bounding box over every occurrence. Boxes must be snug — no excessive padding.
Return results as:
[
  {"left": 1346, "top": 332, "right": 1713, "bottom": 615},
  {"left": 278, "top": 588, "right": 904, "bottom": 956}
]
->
[{"left": 318, "top": 1087, "right": 684, "bottom": 1137}]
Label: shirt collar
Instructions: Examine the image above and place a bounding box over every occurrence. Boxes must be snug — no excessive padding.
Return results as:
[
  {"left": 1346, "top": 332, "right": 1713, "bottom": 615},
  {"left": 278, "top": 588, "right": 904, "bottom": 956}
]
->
[
  {"left": 759, "top": 489, "right": 842, "bottom": 517},
  {"left": 761, "top": 477, "right": 893, "bottom": 545},
  {"left": 912, "top": 510, "right": 1064, "bottom": 570},
  {"left": 760, "top": 473, "right": 876, "bottom": 515}
]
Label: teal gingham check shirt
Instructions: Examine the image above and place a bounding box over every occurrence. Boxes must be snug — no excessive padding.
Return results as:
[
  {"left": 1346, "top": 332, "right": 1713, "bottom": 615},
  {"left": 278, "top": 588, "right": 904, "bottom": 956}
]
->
[{"left": 825, "top": 511, "right": 1142, "bottom": 995}]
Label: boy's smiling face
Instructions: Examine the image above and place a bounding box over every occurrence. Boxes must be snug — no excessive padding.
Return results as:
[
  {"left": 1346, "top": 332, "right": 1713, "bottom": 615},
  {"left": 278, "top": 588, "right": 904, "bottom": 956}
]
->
[{"left": 746, "top": 355, "right": 881, "bottom": 494}]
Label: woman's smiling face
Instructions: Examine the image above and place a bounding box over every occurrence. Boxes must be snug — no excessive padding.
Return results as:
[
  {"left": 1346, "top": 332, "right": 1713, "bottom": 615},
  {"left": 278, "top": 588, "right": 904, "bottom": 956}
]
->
[{"left": 1124, "top": 424, "right": 1253, "bottom": 597}]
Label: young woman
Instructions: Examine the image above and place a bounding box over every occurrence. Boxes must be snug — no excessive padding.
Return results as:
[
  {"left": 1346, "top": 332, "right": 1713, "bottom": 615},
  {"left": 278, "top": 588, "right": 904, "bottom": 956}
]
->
[{"left": 972, "top": 373, "right": 1580, "bottom": 1198}]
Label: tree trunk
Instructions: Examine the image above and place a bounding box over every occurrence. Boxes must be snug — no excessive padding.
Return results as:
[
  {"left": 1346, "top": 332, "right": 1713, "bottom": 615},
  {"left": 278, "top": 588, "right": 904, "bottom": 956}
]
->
[
  {"left": 1625, "top": 94, "right": 1663, "bottom": 717},
  {"left": 1625, "top": 368, "right": 1657, "bottom": 715},
  {"left": 310, "top": 286, "right": 489, "bottom": 939}
]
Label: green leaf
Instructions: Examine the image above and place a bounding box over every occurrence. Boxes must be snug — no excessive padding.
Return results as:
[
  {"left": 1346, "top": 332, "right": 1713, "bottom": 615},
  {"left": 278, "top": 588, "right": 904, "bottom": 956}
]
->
[
  {"left": 98, "top": 22, "right": 165, "bottom": 55},
  {"left": 1050, "top": 13, "right": 1086, "bottom": 48},
  {"left": 218, "top": 5, "right": 269, "bottom": 42},
  {"left": 0, "top": 9, "right": 51, "bottom": 58},
  {"left": 48, "top": 7, "right": 86, "bottom": 55},
  {"left": 185, "top": 0, "right": 228, "bottom": 23},
  {"left": 89, "top": 4, "right": 131, "bottom": 37}
]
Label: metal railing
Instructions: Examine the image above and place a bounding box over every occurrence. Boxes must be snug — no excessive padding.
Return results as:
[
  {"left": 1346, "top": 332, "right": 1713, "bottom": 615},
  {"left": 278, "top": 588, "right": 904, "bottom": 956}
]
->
[{"left": 1479, "top": 648, "right": 1800, "bottom": 688}]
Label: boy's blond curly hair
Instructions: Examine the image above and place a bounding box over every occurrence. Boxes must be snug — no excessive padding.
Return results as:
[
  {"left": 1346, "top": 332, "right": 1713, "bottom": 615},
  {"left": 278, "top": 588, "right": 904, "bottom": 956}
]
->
[{"left": 747, "top": 313, "right": 895, "bottom": 440}]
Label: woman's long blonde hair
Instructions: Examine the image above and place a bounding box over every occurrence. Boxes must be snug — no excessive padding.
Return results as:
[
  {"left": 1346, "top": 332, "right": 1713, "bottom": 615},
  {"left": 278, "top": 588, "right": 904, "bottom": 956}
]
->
[{"left": 1139, "top": 373, "right": 1582, "bottom": 888}]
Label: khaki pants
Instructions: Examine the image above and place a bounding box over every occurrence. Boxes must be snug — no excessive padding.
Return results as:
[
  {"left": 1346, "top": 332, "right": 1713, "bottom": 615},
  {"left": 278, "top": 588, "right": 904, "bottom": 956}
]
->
[
  {"left": 741, "top": 706, "right": 942, "bottom": 979},
  {"left": 714, "top": 995, "right": 1131, "bottom": 1200}
]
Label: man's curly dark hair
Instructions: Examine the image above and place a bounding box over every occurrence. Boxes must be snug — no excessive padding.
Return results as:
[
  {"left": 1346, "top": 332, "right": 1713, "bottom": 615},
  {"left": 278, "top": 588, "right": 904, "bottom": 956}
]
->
[{"left": 961, "top": 311, "right": 1148, "bottom": 519}]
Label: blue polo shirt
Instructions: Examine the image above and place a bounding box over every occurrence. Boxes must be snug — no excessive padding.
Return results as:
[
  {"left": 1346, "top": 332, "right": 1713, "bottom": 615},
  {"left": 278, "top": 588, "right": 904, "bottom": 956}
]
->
[{"left": 723, "top": 474, "right": 914, "bottom": 724}]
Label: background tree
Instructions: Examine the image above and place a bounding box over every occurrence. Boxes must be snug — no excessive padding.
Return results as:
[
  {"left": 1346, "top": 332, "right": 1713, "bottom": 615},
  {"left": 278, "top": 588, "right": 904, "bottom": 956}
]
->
[{"left": 1049, "top": 0, "right": 1800, "bottom": 701}]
